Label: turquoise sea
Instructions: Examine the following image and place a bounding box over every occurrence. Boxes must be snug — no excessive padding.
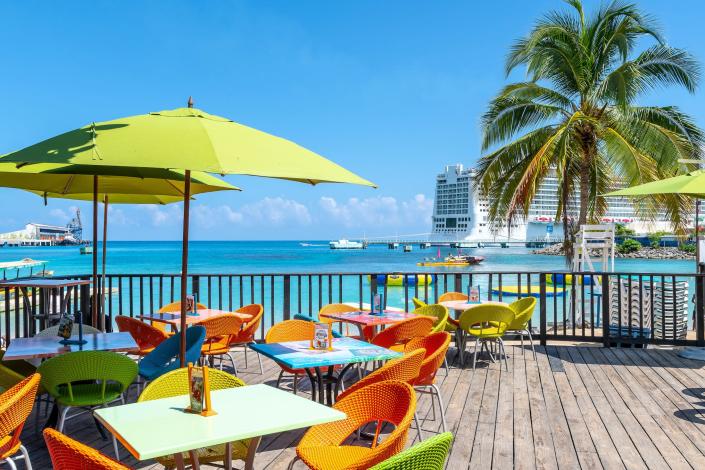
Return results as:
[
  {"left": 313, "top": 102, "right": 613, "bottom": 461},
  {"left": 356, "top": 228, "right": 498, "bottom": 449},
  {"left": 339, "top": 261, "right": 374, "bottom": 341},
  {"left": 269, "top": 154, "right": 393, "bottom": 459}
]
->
[{"left": 0, "top": 241, "right": 696, "bottom": 276}]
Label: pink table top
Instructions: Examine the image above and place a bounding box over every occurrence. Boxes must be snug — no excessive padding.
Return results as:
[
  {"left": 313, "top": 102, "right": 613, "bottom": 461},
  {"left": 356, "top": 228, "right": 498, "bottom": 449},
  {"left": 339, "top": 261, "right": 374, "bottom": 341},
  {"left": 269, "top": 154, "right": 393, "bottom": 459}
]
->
[
  {"left": 2, "top": 332, "right": 138, "bottom": 360},
  {"left": 324, "top": 310, "right": 416, "bottom": 327},
  {"left": 140, "top": 309, "right": 253, "bottom": 327},
  {"left": 440, "top": 300, "right": 508, "bottom": 311}
]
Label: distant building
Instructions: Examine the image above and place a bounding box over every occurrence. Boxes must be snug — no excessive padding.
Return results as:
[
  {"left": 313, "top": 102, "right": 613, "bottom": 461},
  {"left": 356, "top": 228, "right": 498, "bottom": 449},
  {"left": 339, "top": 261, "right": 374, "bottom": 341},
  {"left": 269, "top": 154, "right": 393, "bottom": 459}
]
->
[
  {"left": 0, "top": 223, "right": 77, "bottom": 246},
  {"left": 431, "top": 164, "right": 672, "bottom": 242}
]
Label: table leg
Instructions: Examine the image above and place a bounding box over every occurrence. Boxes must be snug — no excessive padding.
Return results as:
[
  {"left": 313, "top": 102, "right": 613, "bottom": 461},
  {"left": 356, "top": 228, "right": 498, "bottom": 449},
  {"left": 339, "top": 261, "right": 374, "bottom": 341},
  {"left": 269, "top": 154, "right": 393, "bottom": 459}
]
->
[
  {"left": 244, "top": 436, "right": 261, "bottom": 470},
  {"left": 304, "top": 368, "right": 317, "bottom": 402},
  {"left": 173, "top": 453, "right": 186, "bottom": 470},
  {"left": 224, "top": 442, "right": 232, "bottom": 470},
  {"left": 324, "top": 366, "right": 335, "bottom": 406},
  {"left": 313, "top": 368, "right": 325, "bottom": 405},
  {"left": 188, "top": 450, "right": 201, "bottom": 469},
  {"left": 333, "top": 363, "right": 355, "bottom": 401}
]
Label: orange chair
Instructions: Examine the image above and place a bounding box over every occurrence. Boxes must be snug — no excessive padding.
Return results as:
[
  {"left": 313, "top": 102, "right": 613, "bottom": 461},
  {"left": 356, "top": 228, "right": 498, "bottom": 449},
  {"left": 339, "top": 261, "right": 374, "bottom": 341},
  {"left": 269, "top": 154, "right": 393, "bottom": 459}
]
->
[
  {"left": 155, "top": 301, "right": 209, "bottom": 335},
  {"left": 194, "top": 314, "right": 243, "bottom": 374},
  {"left": 294, "top": 381, "right": 417, "bottom": 470},
  {"left": 336, "top": 348, "right": 425, "bottom": 402},
  {"left": 370, "top": 316, "right": 434, "bottom": 352},
  {"left": 405, "top": 332, "right": 452, "bottom": 436},
  {"left": 115, "top": 315, "right": 168, "bottom": 356},
  {"left": 0, "top": 374, "right": 40, "bottom": 470},
  {"left": 44, "top": 428, "right": 132, "bottom": 470},
  {"left": 228, "top": 304, "right": 265, "bottom": 374},
  {"left": 266, "top": 320, "right": 314, "bottom": 394}
]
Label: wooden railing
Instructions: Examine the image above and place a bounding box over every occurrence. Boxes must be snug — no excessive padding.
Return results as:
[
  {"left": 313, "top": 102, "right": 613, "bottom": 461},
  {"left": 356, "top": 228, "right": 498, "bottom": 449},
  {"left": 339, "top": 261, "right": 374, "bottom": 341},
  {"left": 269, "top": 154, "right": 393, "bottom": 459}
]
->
[{"left": 1, "top": 271, "right": 703, "bottom": 348}]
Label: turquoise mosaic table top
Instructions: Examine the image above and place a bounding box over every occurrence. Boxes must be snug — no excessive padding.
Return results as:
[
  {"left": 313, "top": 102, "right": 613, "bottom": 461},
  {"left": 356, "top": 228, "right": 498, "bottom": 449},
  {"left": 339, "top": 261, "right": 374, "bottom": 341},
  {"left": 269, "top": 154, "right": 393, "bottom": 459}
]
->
[{"left": 250, "top": 337, "right": 401, "bottom": 369}]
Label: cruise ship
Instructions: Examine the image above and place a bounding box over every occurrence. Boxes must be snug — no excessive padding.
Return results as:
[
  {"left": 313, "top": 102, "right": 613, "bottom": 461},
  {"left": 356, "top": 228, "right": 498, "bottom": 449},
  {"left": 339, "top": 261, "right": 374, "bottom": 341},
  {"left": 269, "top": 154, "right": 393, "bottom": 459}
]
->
[{"left": 431, "top": 164, "right": 673, "bottom": 243}]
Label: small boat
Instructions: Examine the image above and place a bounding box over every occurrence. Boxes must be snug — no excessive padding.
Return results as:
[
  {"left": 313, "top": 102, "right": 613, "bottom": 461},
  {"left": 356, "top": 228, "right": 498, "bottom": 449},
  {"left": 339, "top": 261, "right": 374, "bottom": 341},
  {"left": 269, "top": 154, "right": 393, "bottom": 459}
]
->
[
  {"left": 80, "top": 246, "right": 93, "bottom": 255},
  {"left": 417, "top": 254, "right": 484, "bottom": 267},
  {"left": 329, "top": 239, "right": 364, "bottom": 250},
  {"left": 403, "top": 245, "right": 413, "bottom": 252}
]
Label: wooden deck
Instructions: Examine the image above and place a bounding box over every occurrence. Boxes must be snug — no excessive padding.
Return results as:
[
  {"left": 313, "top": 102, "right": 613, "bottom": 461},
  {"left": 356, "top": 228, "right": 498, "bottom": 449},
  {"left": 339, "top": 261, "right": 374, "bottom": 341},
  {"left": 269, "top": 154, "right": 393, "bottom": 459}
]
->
[{"left": 16, "top": 343, "right": 705, "bottom": 469}]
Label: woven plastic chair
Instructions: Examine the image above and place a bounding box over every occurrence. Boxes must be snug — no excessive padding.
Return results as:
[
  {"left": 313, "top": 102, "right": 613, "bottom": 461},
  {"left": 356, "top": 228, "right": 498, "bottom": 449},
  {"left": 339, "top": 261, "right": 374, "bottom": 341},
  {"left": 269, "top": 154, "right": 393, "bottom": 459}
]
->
[
  {"left": 369, "top": 432, "right": 454, "bottom": 470},
  {"left": 265, "top": 320, "right": 314, "bottom": 394},
  {"left": 411, "top": 297, "right": 426, "bottom": 310},
  {"left": 336, "top": 348, "right": 425, "bottom": 403},
  {"left": 507, "top": 297, "right": 537, "bottom": 359},
  {"left": 371, "top": 316, "right": 434, "bottom": 352},
  {"left": 138, "top": 368, "right": 254, "bottom": 469},
  {"left": 412, "top": 305, "right": 448, "bottom": 334},
  {"left": 36, "top": 324, "right": 101, "bottom": 337},
  {"left": 0, "top": 351, "right": 36, "bottom": 393},
  {"left": 229, "top": 304, "right": 265, "bottom": 374},
  {"left": 38, "top": 351, "right": 137, "bottom": 459},
  {"left": 139, "top": 326, "right": 206, "bottom": 382},
  {"left": 293, "top": 314, "right": 343, "bottom": 338},
  {"left": 44, "top": 428, "right": 132, "bottom": 470},
  {"left": 0, "top": 374, "right": 40, "bottom": 470},
  {"left": 458, "top": 305, "right": 515, "bottom": 370},
  {"left": 293, "top": 380, "right": 416, "bottom": 470},
  {"left": 438, "top": 292, "right": 467, "bottom": 302},
  {"left": 115, "top": 315, "right": 168, "bottom": 356},
  {"left": 405, "top": 332, "right": 452, "bottom": 436},
  {"left": 155, "top": 301, "right": 208, "bottom": 335},
  {"left": 194, "top": 314, "right": 243, "bottom": 374},
  {"left": 319, "top": 303, "right": 370, "bottom": 339}
]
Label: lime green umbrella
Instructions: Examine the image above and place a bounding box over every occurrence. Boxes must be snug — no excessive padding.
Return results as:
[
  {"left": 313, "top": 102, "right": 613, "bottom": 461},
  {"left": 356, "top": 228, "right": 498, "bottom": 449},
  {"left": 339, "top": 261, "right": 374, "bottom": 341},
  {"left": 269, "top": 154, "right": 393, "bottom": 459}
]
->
[
  {"left": 0, "top": 162, "right": 238, "bottom": 330},
  {"left": 0, "top": 100, "right": 375, "bottom": 363},
  {"left": 605, "top": 170, "right": 705, "bottom": 198}
]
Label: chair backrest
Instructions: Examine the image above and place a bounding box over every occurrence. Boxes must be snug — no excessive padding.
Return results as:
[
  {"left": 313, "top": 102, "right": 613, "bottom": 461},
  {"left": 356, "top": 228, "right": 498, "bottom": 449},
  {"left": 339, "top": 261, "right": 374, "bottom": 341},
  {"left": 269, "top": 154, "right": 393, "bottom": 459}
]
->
[
  {"left": 158, "top": 301, "right": 208, "bottom": 313},
  {"left": 318, "top": 303, "right": 358, "bottom": 324},
  {"left": 36, "top": 324, "right": 101, "bottom": 337},
  {"left": 140, "top": 326, "right": 206, "bottom": 375},
  {"left": 301, "top": 381, "right": 417, "bottom": 469},
  {"left": 265, "top": 320, "right": 314, "bottom": 343},
  {"left": 231, "top": 304, "right": 264, "bottom": 343},
  {"left": 115, "top": 315, "right": 168, "bottom": 350},
  {"left": 458, "top": 305, "right": 515, "bottom": 335},
  {"left": 508, "top": 297, "right": 537, "bottom": 330},
  {"left": 412, "top": 297, "right": 427, "bottom": 310},
  {"left": 438, "top": 291, "right": 468, "bottom": 302},
  {"left": 38, "top": 351, "right": 137, "bottom": 400},
  {"left": 195, "top": 314, "right": 243, "bottom": 341},
  {"left": 0, "top": 374, "right": 40, "bottom": 453},
  {"left": 138, "top": 367, "right": 245, "bottom": 402},
  {"left": 405, "top": 332, "right": 451, "bottom": 385},
  {"left": 370, "top": 432, "right": 454, "bottom": 470},
  {"left": 371, "top": 316, "right": 434, "bottom": 349},
  {"left": 0, "top": 350, "right": 36, "bottom": 391},
  {"left": 336, "top": 349, "right": 425, "bottom": 402},
  {"left": 44, "top": 428, "right": 132, "bottom": 470},
  {"left": 412, "top": 304, "right": 449, "bottom": 333}
]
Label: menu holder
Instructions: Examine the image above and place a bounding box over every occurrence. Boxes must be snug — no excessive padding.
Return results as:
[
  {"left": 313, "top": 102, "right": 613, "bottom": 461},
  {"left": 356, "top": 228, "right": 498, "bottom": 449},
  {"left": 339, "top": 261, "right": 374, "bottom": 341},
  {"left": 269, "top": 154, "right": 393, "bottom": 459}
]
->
[
  {"left": 57, "top": 310, "right": 87, "bottom": 345},
  {"left": 311, "top": 322, "right": 333, "bottom": 351},
  {"left": 185, "top": 363, "right": 216, "bottom": 417},
  {"left": 467, "top": 285, "right": 481, "bottom": 304}
]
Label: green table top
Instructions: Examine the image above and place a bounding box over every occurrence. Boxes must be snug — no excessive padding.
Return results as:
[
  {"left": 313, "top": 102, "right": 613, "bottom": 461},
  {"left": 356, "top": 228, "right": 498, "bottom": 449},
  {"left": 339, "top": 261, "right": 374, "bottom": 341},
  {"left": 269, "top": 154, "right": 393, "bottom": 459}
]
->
[{"left": 93, "top": 384, "right": 345, "bottom": 460}]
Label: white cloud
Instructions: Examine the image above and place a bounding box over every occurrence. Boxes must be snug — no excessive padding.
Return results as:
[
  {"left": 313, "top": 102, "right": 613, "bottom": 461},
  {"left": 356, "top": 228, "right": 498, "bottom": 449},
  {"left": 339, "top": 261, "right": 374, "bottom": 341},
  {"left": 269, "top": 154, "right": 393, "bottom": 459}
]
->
[
  {"left": 192, "top": 197, "right": 312, "bottom": 229},
  {"left": 49, "top": 208, "right": 70, "bottom": 222},
  {"left": 318, "top": 194, "right": 433, "bottom": 228},
  {"left": 140, "top": 205, "right": 183, "bottom": 227}
]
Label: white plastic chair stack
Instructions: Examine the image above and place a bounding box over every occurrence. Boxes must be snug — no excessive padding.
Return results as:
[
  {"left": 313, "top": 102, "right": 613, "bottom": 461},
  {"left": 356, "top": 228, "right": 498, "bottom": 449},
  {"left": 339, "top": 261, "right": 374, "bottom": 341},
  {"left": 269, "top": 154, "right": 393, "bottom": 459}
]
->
[{"left": 646, "top": 281, "right": 689, "bottom": 340}]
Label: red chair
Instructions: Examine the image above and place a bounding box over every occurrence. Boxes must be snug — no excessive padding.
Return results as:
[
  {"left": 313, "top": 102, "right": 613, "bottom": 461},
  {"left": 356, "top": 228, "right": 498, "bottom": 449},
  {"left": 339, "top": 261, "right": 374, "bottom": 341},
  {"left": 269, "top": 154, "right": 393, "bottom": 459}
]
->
[
  {"left": 44, "top": 428, "right": 132, "bottom": 470},
  {"left": 115, "top": 315, "right": 168, "bottom": 356}
]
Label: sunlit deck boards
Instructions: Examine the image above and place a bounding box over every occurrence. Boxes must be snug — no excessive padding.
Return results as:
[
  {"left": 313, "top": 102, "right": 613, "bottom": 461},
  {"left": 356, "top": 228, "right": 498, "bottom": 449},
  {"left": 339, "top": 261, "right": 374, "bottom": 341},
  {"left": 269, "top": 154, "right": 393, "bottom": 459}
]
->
[{"left": 17, "top": 344, "right": 705, "bottom": 469}]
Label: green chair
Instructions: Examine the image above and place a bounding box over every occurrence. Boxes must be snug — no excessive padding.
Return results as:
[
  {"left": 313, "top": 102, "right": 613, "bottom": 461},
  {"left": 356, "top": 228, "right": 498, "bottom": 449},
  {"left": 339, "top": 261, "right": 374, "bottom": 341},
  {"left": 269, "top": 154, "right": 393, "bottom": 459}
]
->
[
  {"left": 370, "top": 432, "right": 453, "bottom": 469},
  {"left": 458, "top": 305, "right": 515, "bottom": 370},
  {"left": 38, "top": 351, "right": 138, "bottom": 459},
  {"left": 412, "top": 304, "right": 448, "bottom": 334},
  {"left": 507, "top": 297, "right": 537, "bottom": 359},
  {"left": 412, "top": 297, "right": 426, "bottom": 310}
]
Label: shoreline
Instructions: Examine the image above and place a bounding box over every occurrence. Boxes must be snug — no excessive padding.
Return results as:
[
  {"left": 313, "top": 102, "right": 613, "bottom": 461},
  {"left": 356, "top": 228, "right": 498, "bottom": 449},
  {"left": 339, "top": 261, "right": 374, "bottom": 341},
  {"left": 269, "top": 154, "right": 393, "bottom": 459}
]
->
[{"left": 532, "top": 243, "right": 694, "bottom": 260}]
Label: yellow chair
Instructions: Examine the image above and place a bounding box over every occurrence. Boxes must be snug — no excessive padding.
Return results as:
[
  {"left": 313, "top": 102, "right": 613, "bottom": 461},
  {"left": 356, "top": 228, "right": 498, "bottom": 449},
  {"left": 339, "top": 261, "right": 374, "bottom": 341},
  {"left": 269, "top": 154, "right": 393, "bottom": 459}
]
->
[
  {"left": 266, "top": 320, "right": 314, "bottom": 394},
  {"left": 138, "top": 368, "right": 255, "bottom": 469},
  {"left": 411, "top": 297, "right": 426, "bottom": 310},
  {"left": 412, "top": 304, "right": 448, "bottom": 334},
  {"left": 507, "top": 297, "right": 537, "bottom": 359},
  {"left": 458, "top": 305, "right": 515, "bottom": 370},
  {"left": 319, "top": 303, "right": 363, "bottom": 338}
]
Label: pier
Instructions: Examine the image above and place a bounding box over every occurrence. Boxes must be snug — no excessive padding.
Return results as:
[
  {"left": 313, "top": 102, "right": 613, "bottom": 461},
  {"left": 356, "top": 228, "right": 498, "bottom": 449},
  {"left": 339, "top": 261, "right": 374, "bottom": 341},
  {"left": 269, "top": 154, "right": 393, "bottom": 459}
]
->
[{"left": 344, "top": 237, "right": 564, "bottom": 249}]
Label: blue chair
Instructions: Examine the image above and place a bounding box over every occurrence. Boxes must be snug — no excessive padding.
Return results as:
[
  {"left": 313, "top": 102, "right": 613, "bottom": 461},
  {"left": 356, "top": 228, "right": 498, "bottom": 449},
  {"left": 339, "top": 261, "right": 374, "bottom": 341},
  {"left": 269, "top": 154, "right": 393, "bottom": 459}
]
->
[
  {"left": 139, "top": 326, "right": 206, "bottom": 382},
  {"left": 293, "top": 313, "right": 342, "bottom": 338}
]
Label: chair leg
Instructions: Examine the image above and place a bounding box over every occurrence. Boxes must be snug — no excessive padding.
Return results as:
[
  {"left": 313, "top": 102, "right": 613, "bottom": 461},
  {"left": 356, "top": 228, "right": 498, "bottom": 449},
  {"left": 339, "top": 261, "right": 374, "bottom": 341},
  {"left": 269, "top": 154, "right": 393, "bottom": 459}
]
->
[
  {"left": 287, "top": 456, "right": 300, "bottom": 470},
  {"left": 113, "top": 436, "right": 120, "bottom": 461},
  {"left": 293, "top": 374, "right": 298, "bottom": 394},
  {"left": 430, "top": 384, "right": 448, "bottom": 433},
  {"left": 472, "top": 337, "right": 479, "bottom": 370},
  {"left": 57, "top": 406, "right": 71, "bottom": 433},
  {"left": 5, "top": 457, "right": 17, "bottom": 470},
  {"left": 413, "top": 411, "right": 423, "bottom": 440},
  {"left": 251, "top": 342, "right": 264, "bottom": 374},
  {"left": 244, "top": 344, "right": 249, "bottom": 369},
  {"left": 228, "top": 352, "right": 238, "bottom": 375},
  {"left": 275, "top": 370, "right": 285, "bottom": 389},
  {"left": 498, "top": 338, "right": 509, "bottom": 371},
  {"left": 527, "top": 329, "right": 537, "bottom": 360},
  {"left": 520, "top": 332, "right": 525, "bottom": 355},
  {"left": 443, "top": 356, "right": 450, "bottom": 376},
  {"left": 19, "top": 445, "right": 32, "bottom": 470}
]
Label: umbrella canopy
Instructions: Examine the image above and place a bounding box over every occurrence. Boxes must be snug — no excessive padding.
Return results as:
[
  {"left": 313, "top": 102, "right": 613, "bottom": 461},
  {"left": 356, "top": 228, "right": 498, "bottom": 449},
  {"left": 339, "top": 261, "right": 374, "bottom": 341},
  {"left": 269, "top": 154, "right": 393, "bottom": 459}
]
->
[
  {"left": 0, "top": 103, "right": 375, "bottom": 364},
  {"left": 1, "top": 107, "right": 376, "bottom": 187},
  {"left": 604, "top": 170, "right": 705, "bottom": 198}
]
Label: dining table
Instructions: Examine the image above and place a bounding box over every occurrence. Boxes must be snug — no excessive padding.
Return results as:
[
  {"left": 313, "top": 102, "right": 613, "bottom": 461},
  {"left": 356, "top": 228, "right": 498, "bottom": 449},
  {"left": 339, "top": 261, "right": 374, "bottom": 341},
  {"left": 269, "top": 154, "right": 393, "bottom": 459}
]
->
[
  {"left": 139, "top": 308, "right": 253, "bottom": 331},
  {"left": 2, "top": 331, "right": 138, "bottom": 361},
  {"left": 323, "top": 309, "right": 418, "bottom": 338},
  {"left": 249, "top": 337, "right": 401, "bottom": 405},
  {"left": 94, "top": 383, "right": 346, "bottom": 470}
]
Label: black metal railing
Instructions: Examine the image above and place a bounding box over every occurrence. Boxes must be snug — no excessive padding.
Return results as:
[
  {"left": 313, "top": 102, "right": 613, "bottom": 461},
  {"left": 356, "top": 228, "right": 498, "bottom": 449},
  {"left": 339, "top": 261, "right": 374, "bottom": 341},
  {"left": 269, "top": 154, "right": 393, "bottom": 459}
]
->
[{"left": 2, "top": 271, "right": 703, "bottom": 348}]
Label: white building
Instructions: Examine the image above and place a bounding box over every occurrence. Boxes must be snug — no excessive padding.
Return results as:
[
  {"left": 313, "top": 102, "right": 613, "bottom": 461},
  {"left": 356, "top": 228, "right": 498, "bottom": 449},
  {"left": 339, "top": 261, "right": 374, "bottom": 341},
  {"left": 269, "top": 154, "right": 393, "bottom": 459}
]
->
[
  {"left": 431, "top": 164, "right": 673, "bottom": 242},
  {"left": 0, "top": 223, "right": 75, "bottom": 246}
]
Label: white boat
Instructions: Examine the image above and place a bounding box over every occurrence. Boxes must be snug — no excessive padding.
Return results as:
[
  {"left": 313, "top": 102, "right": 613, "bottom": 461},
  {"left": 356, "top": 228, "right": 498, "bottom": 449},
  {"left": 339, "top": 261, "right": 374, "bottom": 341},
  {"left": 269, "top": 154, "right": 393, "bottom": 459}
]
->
[{"left": 329, "top": 239, "right": 364, "bottom": 250}]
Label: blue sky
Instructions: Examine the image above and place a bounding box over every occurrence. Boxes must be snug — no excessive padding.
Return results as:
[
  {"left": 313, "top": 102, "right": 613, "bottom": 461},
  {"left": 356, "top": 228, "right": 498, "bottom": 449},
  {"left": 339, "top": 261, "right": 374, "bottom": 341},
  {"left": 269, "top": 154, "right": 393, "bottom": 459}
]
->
[{"left": 1, "top": 0, "right": 703, "bottom": 240}]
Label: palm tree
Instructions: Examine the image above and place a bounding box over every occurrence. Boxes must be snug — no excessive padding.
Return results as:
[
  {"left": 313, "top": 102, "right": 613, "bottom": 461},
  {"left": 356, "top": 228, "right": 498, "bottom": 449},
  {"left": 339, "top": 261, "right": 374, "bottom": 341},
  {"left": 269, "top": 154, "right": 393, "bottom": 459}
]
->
[{"left": 476, "top": 0, "right": 703, "bottom": 258}]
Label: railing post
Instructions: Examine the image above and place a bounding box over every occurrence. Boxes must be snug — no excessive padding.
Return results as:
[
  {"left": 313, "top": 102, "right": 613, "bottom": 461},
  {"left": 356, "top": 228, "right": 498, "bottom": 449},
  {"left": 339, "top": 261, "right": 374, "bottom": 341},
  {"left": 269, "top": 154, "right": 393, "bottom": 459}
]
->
[
  {"left": 602, "top": 273, "right": 610, "bottom": 347},
  {"left": 79, "top": 283, "right": 91, "bottom": 326},
  {"left": 192, "top": 275, "right": 200, "bottom": 303},
  {"left": 370, "top": 274, "right": 378, "bottom": 306},
  {"left": 283, "top": 275, "right": 291, "bottom": 321},
  {"left": 696, "top": 274, "right": 705, "bottom": 347},
  {"left": 454, "top": 274, "right": 462, "bottom": 293},
  {"left": 539, "top": 273, "right": 547, "bottom": 346}
]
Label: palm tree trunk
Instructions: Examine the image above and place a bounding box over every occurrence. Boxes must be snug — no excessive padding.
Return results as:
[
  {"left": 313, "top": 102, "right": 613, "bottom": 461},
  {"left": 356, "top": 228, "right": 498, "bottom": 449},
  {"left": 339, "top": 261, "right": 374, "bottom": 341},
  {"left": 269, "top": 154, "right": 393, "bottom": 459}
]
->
[{"left": 578, "top": 164, "right": 590, "bottom": 228}]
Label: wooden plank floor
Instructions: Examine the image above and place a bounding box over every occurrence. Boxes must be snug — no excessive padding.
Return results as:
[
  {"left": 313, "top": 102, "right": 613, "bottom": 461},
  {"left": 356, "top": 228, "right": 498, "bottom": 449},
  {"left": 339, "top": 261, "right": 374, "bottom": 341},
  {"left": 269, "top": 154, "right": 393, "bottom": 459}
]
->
[{"left": 15, "top": 343, "right": 705, "bottom": 469}]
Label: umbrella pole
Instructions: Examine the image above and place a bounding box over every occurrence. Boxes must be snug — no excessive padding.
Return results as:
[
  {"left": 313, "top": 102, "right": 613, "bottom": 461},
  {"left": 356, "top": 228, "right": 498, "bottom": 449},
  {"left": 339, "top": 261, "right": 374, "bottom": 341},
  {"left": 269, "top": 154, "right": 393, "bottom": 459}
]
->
[
  {"left": 92, "top": 175, "right": 99, "bottom": 328},
  {"left": 101, "top": 195, "right": 109, "bottom": 332},
  {"left": 179, "top": 170, "right": 191, "bottom": 367}
]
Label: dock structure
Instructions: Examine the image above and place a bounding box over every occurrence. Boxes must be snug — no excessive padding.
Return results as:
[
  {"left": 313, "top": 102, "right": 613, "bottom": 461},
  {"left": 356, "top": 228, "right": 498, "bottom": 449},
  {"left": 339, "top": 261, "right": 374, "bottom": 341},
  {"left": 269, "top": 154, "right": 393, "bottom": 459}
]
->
[{"left": 352, "top": 238, "right": 564, "bottom": 249}]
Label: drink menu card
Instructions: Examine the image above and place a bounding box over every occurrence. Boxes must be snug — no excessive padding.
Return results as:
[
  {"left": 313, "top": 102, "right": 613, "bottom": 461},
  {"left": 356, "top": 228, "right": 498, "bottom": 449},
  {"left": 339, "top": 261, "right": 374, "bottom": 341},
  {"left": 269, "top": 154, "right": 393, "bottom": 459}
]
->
[
  {"left": 311, "top": 322, "right": 333, "bottom": 350},
  {"left": 186, "top": 363, "right": 216, "bottom": 417}
]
